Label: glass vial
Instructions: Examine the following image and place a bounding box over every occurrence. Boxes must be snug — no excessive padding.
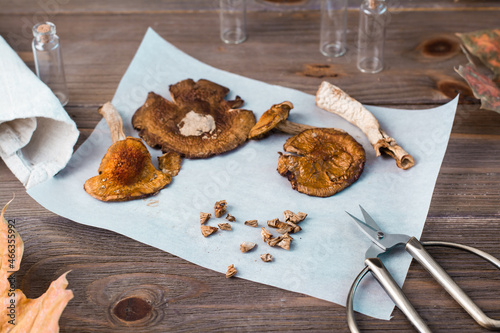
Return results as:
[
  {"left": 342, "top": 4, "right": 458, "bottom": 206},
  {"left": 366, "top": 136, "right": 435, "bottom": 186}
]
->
[
  {"left": 319, "top": 0, "right": 347, "bottom": 57},
  {"left": 32, "top": 22, "right": 69, "bottom": 106},
  {"left": 220, "top": 0, "right": 247, "bottom": 44},
  {"left": 357, "top": 0, "right": 387, "bottom": 73}
]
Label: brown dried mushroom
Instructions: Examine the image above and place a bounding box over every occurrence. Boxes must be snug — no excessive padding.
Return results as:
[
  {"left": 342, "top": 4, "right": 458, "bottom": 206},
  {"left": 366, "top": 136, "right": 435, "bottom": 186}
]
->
[
  {"left": 132, "top": 79, "right": 256, "bottom": 158},
  {"left": 248, "top": 101, "right": 317, "bottom": 139},
  {"left": 84, "top": 103, "right": 171, "bottom": 202},
  {"left": 277, "top": 128, "right": 366, "bottom": 197},
  {"left": 316, "top": 81, "right": 414, "bottom": 170}
]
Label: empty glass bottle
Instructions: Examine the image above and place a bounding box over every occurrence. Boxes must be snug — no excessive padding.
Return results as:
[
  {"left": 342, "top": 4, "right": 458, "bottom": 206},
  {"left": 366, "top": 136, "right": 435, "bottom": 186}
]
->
[
  {"left": 357, "top": 0, "right": 388, "bottom": 73},
  {"left": 32, "top": 22, "right": 69, "bottom": 106}
]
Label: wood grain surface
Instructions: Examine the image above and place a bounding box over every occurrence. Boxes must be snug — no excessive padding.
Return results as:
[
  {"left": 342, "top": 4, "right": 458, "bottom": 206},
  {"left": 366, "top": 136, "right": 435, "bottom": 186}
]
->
[{"left": 1, "top": 1, "right": 500, "bottom": 332}]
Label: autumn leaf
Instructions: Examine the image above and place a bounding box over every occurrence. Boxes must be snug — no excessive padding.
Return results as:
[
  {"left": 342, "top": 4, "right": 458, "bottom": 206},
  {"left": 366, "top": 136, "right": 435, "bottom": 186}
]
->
[
  {"left": 455, "top": 63, "right": 500, "bottom": 113},
  {"left": 0, "top": 199, "right": 73, "bottom": 333},
  {"left": 457, "top": 29, "right": 500, "bottom": 81}
]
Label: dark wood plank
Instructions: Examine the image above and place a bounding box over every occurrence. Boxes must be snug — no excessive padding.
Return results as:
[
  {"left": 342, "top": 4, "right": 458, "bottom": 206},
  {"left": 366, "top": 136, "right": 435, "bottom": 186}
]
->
[
  {"left": 3, "top": 0, "right": 500, "bottom": 15},
  {"left": 2, "top": 8, "right": 499, "bottom": 106},
  {"left": 1, "top": 2, "right": 500, "bottom": 332}
]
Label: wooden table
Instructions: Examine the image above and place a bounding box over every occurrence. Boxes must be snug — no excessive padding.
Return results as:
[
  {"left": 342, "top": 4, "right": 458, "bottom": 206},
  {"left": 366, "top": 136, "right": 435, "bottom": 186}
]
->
[{"left": 1, "top": 1, "right": 500, "bottom": 332}]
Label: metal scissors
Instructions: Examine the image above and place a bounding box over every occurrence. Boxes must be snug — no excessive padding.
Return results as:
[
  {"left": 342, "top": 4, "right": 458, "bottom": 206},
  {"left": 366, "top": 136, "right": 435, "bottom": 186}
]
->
[{"left": 346, "top": 206, "right": 500, "bottom": 332}]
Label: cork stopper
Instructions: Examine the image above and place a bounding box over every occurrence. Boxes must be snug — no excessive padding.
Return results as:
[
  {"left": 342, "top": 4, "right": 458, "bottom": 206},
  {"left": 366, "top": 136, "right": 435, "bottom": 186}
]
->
[
  {"left": 369, "top": 0, "right": 376, "bottom": 9},
  {"left": 33, "top": 22, "right": 55, "bottom": 44}
]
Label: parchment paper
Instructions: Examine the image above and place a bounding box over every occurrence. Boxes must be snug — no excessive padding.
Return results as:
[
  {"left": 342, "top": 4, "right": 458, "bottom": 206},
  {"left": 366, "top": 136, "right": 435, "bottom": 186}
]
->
[{"left": 28, "top": 28, "right": 458, "bottom": 320}]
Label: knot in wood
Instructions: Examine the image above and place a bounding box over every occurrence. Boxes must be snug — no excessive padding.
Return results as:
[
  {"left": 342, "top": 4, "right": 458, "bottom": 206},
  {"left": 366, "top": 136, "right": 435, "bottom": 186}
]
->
[
  {"left": 419, "top": 36, "right": 460, "bottom": 59},
  {"left": 113, "top": 297, "right": 152, "bottom": 322},
  {"left": 436, "top": 79, "right": 475, "bottom": 103}
]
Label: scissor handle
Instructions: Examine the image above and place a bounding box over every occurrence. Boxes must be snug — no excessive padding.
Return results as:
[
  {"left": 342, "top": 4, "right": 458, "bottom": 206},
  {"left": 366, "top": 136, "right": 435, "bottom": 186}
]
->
[
  {"left": 347, "top": 257, "right": 432, "bottom": 333},
  {"left": 409, "top": 237, "right": 500, "bottom": 330},
  {"left": 347, "top": 238, "right": 500, "bottom": 332}
]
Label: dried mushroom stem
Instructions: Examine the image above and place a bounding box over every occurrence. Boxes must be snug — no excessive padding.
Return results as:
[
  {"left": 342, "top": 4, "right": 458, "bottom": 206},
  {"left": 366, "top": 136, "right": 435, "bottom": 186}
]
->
[
  {"left": 316, "top": 81, "right": 415, "bottom": 170},
  {"left": 98, "top": 102, "right": 126, "bottom": 143},
  {"left": 275, "top": 120, "right": 317, "bottom": 135}
]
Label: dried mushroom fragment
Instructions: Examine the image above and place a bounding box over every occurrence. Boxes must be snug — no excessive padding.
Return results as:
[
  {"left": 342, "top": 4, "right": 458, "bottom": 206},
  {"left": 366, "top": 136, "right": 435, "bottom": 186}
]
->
[
  {"left": 244, "top": 220, "right": 258, "bottom": 227},
  {"left": 316, "top": 81, "right": 414, "bottom": 170},
  {"left": 84, "top": 102, "right": 171, "bottom": 202},
  {"left": 200, "top": 212, "right": 211, "bottom": 225},
  {"left": 132, "top": 79, "right": 256, "bottom": 158},
  {"left": 240, "top": 242, "right": 257, "bottom": 253},
  {"left": 225, "top": 214, "right": 236, "bottom": 222},
  {"left": 260, "top": 253, "right": 273, "bottom": 262},
  {"left": 214, "top": 200, "right": 228, "bottom": 218},
  {"left": 277, "top": 128, "right": 365, "bottom": 197},
  {"left": 267, "top": 233, "right": 293, "bottom": 250},
  {"left": 267, "top": 218, "right": 300, "bottom": 234},
  {"left": 158, "top": 151, "right": 182, "bottom": 177},
  {"left": 284, "top": 210, "right": 307, "bottom": 223},
  {"left": 261, "top": 227, "right": 273, "bottom": 242},
  {"left": 218, "top": 222, "right": 232, "bottom": 231},
  {"left": 201, "top": 225, "right": 218, "bottom": 237},
  {"left": 226, "top": 264, "right": 237, "bottom": 278}
]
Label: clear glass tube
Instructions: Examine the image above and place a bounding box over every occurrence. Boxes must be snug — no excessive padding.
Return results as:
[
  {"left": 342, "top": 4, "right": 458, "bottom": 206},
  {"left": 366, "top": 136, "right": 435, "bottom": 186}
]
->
[
  {"left": 357, "top": 0, "right": 387, "bottom": 73},
  {"left": 32, "top": 22, "right": 69, "bottom": 106},
  {"left": 319, "top": 0, "right": 347, "bottom": 57},
  {"left": 220, "top": 0, "right": 247, "bottom": 44}
]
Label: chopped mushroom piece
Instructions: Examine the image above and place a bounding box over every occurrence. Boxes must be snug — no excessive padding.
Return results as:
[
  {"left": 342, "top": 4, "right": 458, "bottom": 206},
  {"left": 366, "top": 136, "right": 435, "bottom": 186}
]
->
[
  {"left": 214, "top": 200, "right": 228, "bottom": 218},
  {"left": 267, "top": 218, "right": 301, "bottom": 234},
  {"left": 283, "top": 210, "right": 307, "bottom": 223},
  {"left": 132, "top": 79, "right": 256, "bottom": 158},
  {"left": 240, "top": 242, "right": 257, "bottom": 253},
  {"left": 316, "top": 81, "right": 415, "bottom": 170},
  {"left": 267, "top": 233, "right": 293, "bottom": 250},
  {"left": 248, "top": 101, "right": 319, "bottom": 139},
  {"left": 260, "top": 253, "right": 273, "bottom": 262},
  {"left": 244, "top": 220, "right": 259, "bottom": 227},
  {"left": 277, "top": 128, "right": 366, "bottom": 197},
  {"left": 84, "top": 102, "right": 171, "bottom": 202},
  {"left": 158, "top": 151, "right": 182, "bottom": 176},
  {"left": 201, "top": 225, "right": 218, "bottom": 237},
  {"left": 226, "top": 264, "right": 237, "bottom": 278},
  {"left": 218, "top": 223, "right": 232, "bottom": 231},
  {"left": 200, "top": 212, "right": 211, "bottom": 225},
  {"left": 261, "top": 227, "right": 273, "bottom": 242},
  {"left": 225, "top": 214, "right": 236, "bottom": 222}
]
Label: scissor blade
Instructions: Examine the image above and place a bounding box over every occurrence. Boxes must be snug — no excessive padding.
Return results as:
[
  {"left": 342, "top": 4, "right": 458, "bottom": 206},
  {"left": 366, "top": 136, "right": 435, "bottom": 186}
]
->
[
  {"left": 359, "top": 205, "right": 382, "bottom": 231},
  {"left": 346, "top": 211, "right": 387, "bottom": 251}
]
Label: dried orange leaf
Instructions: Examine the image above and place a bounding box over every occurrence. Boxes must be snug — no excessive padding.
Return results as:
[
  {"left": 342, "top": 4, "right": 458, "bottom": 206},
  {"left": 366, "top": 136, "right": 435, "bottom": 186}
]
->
[{"left": 0, "top": 199, "right": 73, "bottom": 332}]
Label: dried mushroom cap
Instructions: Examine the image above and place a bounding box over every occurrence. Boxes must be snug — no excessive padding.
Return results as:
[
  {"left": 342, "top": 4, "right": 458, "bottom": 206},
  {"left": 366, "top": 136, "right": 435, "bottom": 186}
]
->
[
  {"left": 158, "top": 151, "right": 182, "bottom": 177},
  {"left": 84, "top": 103, "right": 171, "bottom": 202},
  {"left": 84, "top": 137, "right": 171, "bottom": 202},
  {"left": 132, "top": 79, "right": 256, "bottom": 158},
  {"left": 277, "top": 128, "right": 365, "bottom": 197}
]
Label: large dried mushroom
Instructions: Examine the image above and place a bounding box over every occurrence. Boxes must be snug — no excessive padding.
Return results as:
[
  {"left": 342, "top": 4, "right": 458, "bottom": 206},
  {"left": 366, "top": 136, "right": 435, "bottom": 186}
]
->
[
  {"left": 132, "top": 79, "right": 256, "bottom": 158},
  {"left": 277, "top": 128, "right": 366, "bottom": 197},
  {"left": 84, "top": 103, "right": 172, "bottom": 202},
  {"left": 316, "top": 81, "right": 414, "bottom": 170}
]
